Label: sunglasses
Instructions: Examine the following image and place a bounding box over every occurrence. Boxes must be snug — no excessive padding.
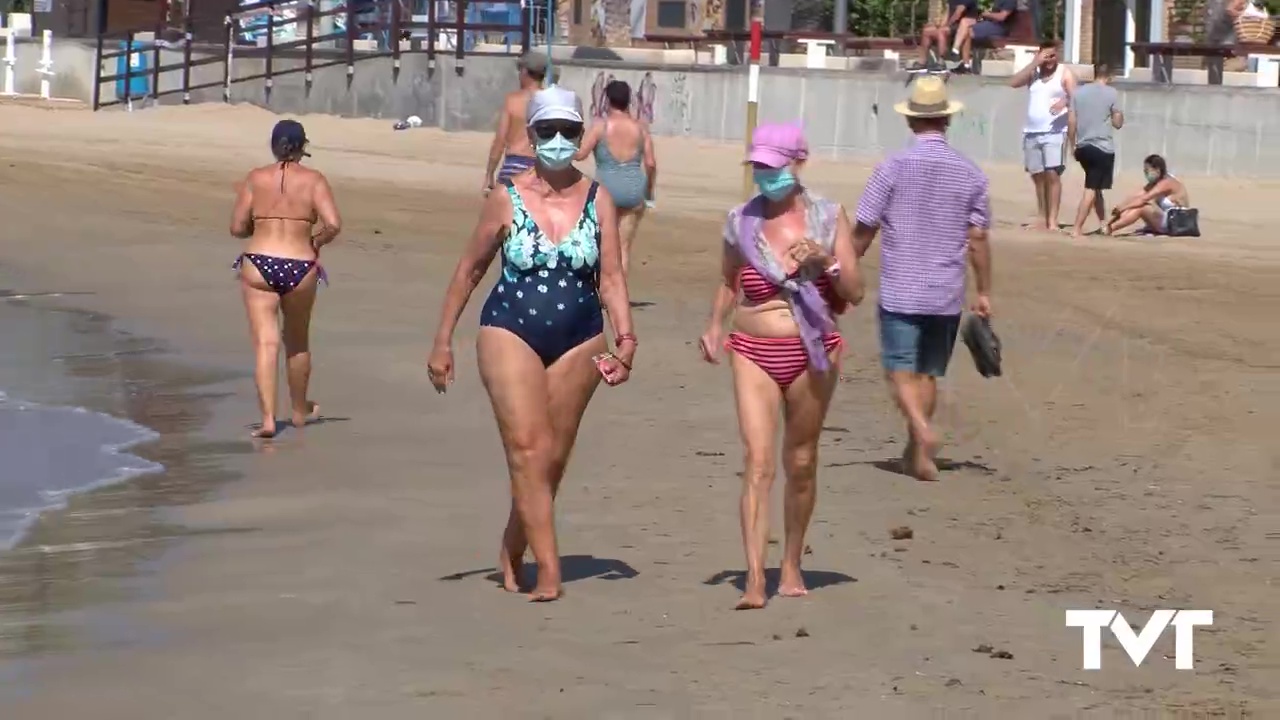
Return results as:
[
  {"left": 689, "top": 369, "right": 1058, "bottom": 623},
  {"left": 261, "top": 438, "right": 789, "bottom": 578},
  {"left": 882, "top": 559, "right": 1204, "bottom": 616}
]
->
[{"left": 532, "top": 121, "right": 583, "bottom": 141}]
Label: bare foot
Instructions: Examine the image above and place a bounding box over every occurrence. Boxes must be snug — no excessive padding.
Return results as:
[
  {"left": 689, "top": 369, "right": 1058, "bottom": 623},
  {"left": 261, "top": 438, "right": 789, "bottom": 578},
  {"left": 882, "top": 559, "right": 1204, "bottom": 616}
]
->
[
  {"left": 528, "top": 585, "right": 563, "bottom": 602},
  {"left": 910, "top": 427, "right": 941, "bottom": 482},
  {"left": 291, "top": 401, "right": 320, "bottom": 429},
  {"left": 778, "top": 568, "right": 808, "bottom": 597},
  {"left": 920, "top": 425, "right": 942, "bottom": 460},
  {"left": 735, "top": 574, "right": 767, "bottom": 609},
  {"left": 251, "top": 420, "right": 277, "bottom": 439},
  {"left": 498, "top": 546, "right": 526, "bottom": 593},
  {"left": 911, "top": 455, "right": 940, "bottom": 482}
]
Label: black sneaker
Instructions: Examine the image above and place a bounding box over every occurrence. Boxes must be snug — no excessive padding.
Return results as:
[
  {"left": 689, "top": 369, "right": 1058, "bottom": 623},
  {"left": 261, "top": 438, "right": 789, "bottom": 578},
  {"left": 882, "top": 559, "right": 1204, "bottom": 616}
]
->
[
  {"left": 952, "top": 62, "right": 973, "bottom": 74},
  {"left": 907, "top": 61, "right": 928, "bottom": 72}
]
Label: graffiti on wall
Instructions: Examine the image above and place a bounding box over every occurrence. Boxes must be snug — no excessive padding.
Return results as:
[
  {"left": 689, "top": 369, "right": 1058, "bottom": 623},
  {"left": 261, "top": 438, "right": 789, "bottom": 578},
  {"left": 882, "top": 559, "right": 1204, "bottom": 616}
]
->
[
  {"left": 589, "top": 71, "right": 657, "bottom": 124},
  {"left": 950, "top": 114, "right": 989, "bottom": 141},
  {"left": 686, "top": 0, "right": 702, "bottom": 29}
]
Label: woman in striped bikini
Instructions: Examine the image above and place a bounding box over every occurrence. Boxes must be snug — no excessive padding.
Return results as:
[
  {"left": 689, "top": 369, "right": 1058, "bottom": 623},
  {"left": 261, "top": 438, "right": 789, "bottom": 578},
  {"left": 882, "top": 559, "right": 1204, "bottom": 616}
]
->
[{"left": 698, "top": 122, "right": 865, "bottom": 610}]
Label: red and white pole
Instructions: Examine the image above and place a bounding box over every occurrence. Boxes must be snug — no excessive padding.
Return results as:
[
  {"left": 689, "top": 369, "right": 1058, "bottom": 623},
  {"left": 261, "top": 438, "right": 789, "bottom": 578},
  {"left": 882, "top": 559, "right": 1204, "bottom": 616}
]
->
[{"left": 743, "top": 1, "right": 763, "bottom": 199}]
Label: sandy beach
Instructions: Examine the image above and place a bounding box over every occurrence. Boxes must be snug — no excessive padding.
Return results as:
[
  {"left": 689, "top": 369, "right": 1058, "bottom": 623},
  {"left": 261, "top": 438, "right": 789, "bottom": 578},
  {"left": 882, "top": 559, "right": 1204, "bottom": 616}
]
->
[{"left": 0, "top": 100, "right": 1275, "bottom": 718}]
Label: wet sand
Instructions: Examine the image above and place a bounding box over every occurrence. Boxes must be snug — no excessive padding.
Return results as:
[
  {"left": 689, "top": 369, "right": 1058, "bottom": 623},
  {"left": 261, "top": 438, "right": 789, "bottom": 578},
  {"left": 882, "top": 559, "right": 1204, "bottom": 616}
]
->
[{"left": 0, "top": 102, "right": 1275, "bottom": 718}]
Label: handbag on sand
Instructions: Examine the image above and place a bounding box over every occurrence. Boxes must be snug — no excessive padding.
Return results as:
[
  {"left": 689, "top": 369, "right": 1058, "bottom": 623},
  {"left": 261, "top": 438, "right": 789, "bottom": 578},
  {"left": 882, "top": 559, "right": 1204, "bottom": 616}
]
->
[
  {"left": 1165, "top": 208, "right": 1201, "bottom": 238},
  {"left": 961, "top": 314, "right": 1003, "bottom": 378}
]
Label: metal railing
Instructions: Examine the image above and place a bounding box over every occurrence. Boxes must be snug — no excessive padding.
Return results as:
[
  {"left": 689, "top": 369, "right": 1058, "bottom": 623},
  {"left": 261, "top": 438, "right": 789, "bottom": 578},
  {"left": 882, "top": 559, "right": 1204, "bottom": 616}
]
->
[{"left": 92, "top": 0, "right": 532, "bottom": 110}]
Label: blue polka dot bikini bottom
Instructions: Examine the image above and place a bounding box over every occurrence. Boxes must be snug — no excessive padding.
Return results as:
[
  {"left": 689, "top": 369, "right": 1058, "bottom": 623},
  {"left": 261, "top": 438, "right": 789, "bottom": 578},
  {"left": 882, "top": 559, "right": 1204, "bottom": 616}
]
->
[{"left": 233, "top": 252, "right": 328, "bottom": 295}]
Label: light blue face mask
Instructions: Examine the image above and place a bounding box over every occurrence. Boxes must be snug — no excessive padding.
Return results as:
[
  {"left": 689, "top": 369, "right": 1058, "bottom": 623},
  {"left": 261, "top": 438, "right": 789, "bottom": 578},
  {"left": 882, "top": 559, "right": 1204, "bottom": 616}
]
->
[
  {"left": 535, "top": 133, "right": 577, "bottom": 170},
  {"left": 753, "top": 167, "right": 797, "bottom": 201}
]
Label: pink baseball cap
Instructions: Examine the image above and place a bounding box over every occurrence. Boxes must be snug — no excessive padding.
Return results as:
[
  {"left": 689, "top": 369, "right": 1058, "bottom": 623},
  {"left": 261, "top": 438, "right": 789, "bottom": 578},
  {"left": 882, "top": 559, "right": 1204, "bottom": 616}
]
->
[{"left": 747, "top": 122, "right": 809, "bottom": 168}]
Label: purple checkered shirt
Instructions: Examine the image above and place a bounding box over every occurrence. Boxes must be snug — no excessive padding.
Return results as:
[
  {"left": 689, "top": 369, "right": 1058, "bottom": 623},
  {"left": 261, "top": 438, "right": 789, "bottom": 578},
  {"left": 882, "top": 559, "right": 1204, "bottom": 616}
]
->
[{"left": 855, "top": 132, "right": 991, "bottom": 316}]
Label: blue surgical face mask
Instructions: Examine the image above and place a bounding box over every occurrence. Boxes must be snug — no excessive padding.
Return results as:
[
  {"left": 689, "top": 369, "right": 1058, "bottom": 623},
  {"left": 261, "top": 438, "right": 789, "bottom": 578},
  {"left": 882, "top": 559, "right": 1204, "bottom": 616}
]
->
[
  {"left": 1144, "top": 170, "right": 1159, "bottom": 184},
  {"left": 753, "top": 167, "right": 797, "bottom": 201},
  {"left": 535, "top": 133, "right": 577, "bottom": 170}
]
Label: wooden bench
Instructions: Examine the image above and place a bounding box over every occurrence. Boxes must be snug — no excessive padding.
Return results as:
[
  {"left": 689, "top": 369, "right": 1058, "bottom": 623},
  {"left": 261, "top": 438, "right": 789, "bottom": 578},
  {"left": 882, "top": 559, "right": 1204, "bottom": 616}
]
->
[
  {"left": 841, "top": 37, "right": 918, "bottom": 63},
  {"left": 1129, "top": 42, "right": 1233, "bottom": 84},
  {"left": 644, "top": 30, "right": 918, "bottom": 66},
  {"left": 1130, "top": 41, "right": 1280, "bottom": 86},
  {"left": 643, "top": 33, "right": 704, "bottom": 50},
  {"left": 644, "top": 32, "right": 734, "bottom": 64}
]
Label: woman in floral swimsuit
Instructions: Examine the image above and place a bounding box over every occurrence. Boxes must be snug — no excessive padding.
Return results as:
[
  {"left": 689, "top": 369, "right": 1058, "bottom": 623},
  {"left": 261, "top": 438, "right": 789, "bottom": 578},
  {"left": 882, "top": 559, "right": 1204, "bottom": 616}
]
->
[{"left": 427, "top": 86, "right": 638, "bottom": 602}]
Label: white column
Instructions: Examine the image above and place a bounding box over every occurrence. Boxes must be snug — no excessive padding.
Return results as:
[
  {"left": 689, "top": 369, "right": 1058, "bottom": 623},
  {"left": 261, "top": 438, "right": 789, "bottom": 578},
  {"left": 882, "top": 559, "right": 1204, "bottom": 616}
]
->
[
  {"left": 37, "top": 29, "right": 54, "bottom": 100},
  {"left": 1064, "top": 0, "right": 1082, "bottom": 64},
  {"left": 1124, "top": 0, "right": 1136, "bottom": 76},
  {"left": 1149, "top": 0, "right": 1164, "bottom": 41},
  {"left": 1, "top": 28, "right": 15, "bottom": 97}
]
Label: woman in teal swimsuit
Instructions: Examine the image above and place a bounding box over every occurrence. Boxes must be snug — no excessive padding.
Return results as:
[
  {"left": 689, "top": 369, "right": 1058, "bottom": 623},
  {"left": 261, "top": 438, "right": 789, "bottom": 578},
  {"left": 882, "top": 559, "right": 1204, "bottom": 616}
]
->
[
  {"left": 576, "top": 80, "right": 657, "bottom": 278},
  {"left": 428, "top": 86, "right": 638, "bottom": 602}
]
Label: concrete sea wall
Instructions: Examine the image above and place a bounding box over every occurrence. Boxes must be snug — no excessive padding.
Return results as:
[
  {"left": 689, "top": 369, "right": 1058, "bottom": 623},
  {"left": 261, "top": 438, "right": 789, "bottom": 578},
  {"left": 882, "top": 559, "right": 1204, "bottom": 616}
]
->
[
  {"left": 221, "top": 53, "right": 1280, "bottom": 178},
  {"left": 30, "top": 37, "right": 1280, "bottom": 177}
]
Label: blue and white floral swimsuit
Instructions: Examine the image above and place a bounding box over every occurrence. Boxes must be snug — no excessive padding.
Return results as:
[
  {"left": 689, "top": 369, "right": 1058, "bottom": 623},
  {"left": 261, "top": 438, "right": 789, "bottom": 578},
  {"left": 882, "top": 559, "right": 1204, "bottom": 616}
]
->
[{"left": 480, "top": 181, "right": 603, "bottom": 365}]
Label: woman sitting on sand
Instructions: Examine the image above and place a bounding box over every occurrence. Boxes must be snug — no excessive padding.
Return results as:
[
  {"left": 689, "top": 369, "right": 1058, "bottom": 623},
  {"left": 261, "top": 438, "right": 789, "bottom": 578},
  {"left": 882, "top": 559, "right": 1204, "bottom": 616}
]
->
[
  {"left": 575, "top": 80, "right": 657, "bottom": 279},
  {"left": 697, "top": 123, "right": 865, "bottom": 610},
  {"left": 230, "top": 119, "right": 341, "bottom": 439},
  {"left": 427, "top": 86, "right": 637, "bottom": 602},
  {"left": 1105, "top": 154, "right": 1192, "bottom": 236}
]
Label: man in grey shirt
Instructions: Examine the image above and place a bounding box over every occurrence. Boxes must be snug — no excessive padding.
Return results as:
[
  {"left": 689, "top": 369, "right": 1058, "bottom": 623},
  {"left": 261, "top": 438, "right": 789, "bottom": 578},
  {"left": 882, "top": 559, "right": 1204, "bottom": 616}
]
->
[{"left": 1068, "top": 63, "right": 1125, "bottom": 238}]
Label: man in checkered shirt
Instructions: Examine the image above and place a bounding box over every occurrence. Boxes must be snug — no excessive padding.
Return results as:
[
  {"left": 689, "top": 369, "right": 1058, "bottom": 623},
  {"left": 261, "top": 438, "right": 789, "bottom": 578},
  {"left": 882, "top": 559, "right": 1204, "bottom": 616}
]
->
[{"left": 854, "top": 76, "right": 994, "bottom": 482}]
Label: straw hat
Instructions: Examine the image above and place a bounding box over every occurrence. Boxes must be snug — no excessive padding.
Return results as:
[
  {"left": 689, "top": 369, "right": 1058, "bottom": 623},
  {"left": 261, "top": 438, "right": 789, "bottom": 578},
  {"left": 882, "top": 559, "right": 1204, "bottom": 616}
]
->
[{"left": 894, "top": 75, "right": 964, "bottom": 118}]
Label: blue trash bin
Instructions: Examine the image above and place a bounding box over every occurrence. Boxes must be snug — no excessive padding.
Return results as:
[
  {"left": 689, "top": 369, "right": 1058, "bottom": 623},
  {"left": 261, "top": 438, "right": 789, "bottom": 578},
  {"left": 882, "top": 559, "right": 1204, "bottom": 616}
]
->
[{"left": 115, "top": 41, "right": 150, "bottom": 100}]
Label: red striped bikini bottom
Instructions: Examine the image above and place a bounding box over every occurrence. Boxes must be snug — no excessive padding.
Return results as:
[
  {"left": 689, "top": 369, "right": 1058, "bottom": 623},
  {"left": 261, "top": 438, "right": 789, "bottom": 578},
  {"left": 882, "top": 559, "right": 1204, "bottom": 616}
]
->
[{"left": 725, "top": 332, "right": 843, "bottom": 389}]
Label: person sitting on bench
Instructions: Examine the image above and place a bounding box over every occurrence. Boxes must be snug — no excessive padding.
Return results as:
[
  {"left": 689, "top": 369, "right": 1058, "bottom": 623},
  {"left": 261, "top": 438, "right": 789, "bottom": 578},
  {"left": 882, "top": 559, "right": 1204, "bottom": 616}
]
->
[
  {"left": 949, "top": 0, "right": 1020, "bottom": 73},
  {"left": 1105, "top": 154, "right": 1194, "bottom": 236},
  {"left": 912, "top": 0, "right": 981, "bottom": 72}
]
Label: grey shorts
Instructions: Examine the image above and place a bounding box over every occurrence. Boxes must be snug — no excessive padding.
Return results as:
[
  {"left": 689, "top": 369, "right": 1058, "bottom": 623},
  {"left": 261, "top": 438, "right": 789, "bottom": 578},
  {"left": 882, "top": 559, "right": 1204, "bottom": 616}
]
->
[{"left": 1023, "top": 132, "right": 1066, "bottom": 174}]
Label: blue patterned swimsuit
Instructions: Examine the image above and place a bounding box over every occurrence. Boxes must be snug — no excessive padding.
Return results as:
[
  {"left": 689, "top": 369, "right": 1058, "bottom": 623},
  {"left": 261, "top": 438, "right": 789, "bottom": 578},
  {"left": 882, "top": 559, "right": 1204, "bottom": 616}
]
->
[{"left": 480, "top": 181, "right": 604, "bottom": 365}]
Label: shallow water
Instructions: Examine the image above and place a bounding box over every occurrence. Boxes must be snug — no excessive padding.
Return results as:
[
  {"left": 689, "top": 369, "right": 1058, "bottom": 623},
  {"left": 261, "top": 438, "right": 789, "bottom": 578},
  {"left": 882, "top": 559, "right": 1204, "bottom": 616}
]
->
[
  {"left": 0, "top": 296, "right": 164, "bottom": 550},
  {"left": 0, "top": 393, "right": 162, "bottom": 549}
]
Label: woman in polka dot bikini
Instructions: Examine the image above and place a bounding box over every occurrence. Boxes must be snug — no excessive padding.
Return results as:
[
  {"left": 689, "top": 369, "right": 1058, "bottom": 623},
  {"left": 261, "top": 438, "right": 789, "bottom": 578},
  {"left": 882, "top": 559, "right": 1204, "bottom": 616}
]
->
[{"left": 229, "top": 119, "right": 342, "bottom": 439}]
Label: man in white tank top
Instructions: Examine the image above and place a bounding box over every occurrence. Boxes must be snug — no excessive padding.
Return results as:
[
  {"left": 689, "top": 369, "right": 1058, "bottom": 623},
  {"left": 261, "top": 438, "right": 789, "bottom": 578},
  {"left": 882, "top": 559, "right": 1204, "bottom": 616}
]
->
[{"left": 1009, "top": 41, "right": 1077, "bottom": 231}]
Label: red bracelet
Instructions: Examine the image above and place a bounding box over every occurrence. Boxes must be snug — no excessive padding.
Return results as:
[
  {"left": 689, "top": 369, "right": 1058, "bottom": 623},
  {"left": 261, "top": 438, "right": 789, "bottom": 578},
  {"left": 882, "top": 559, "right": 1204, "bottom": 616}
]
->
[{"left": 615, "top": 333, "right": 638, "bottom": 346}]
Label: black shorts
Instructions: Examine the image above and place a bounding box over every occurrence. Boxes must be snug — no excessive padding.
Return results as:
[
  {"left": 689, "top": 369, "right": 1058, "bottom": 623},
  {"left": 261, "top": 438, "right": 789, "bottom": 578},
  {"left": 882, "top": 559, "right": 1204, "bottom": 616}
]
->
[{"left": 1074, "top": 145, "right": 1115, "bottom": 190}]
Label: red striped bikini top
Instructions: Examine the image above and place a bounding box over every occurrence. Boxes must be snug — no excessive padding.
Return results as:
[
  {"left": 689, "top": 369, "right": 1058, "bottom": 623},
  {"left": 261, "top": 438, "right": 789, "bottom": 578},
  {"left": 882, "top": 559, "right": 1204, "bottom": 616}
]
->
[{"left": 739, "top": 265, "right": 846, "bottom": 314}]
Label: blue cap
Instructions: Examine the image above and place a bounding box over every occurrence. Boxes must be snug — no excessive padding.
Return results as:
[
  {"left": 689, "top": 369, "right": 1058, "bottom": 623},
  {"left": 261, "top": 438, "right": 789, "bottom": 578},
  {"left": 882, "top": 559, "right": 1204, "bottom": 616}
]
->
[{"left": 271, "top": 119, "right": 309, "bottom": 156}]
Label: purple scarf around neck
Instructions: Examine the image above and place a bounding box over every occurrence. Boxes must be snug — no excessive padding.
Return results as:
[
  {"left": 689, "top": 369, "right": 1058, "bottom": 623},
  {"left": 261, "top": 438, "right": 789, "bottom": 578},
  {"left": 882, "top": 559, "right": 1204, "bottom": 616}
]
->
[{"left": 730, "top": 191, "right": 837, "bottom": 373}]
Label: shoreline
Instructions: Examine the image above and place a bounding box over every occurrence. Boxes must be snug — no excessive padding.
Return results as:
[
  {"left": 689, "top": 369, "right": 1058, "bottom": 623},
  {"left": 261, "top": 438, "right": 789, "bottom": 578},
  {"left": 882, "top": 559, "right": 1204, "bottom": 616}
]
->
[
  {"left": 0, "top": 287, "right": 248, "bottom": 662},
  {"left": 0, "top": 388, "right": 163, "bottom": 551}
]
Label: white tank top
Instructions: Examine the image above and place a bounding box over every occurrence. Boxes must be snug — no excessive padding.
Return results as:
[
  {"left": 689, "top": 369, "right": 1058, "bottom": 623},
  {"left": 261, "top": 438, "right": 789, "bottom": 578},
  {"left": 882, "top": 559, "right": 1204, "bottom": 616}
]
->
[{"left": 1024, "top": 65, "right": 1068, "bottom": 134}]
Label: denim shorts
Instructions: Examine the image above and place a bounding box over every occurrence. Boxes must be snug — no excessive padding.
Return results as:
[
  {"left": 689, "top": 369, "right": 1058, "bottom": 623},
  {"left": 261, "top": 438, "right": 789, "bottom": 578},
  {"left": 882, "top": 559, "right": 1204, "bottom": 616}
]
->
[{"left": 878, "top": 306, "right": 962, "bottom": 377}]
